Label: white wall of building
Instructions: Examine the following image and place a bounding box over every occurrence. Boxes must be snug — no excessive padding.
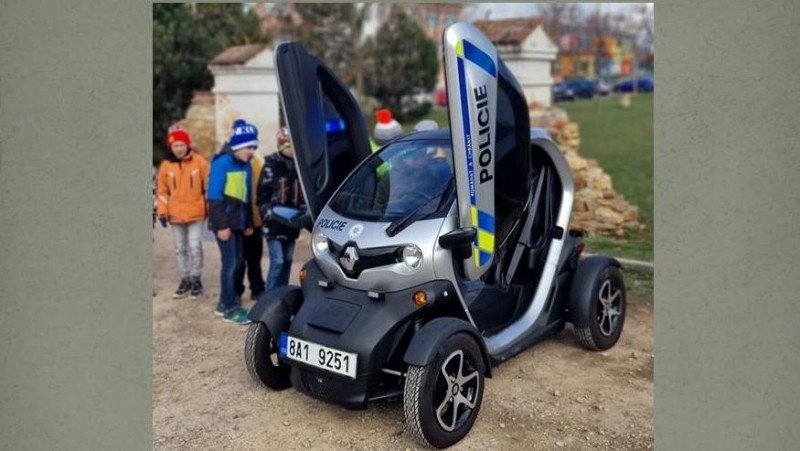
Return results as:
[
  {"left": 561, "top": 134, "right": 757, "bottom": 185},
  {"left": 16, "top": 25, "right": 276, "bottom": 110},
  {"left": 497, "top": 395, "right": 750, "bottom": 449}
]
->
[
  {"left": 209, "top": 48, "right": 281, "bottom": 158},
  {"left": 502, "top": 58, "right": 555, "bottom": 108},
  {"left": 500, "top": 27, "right": 558, "bottom": 107}
]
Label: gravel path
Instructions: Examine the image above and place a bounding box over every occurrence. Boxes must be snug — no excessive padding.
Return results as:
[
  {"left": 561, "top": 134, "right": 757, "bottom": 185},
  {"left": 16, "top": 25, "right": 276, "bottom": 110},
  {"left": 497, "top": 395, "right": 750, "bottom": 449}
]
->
[{"left": 153, "top": 227, "right": 653, "bottom": 450}]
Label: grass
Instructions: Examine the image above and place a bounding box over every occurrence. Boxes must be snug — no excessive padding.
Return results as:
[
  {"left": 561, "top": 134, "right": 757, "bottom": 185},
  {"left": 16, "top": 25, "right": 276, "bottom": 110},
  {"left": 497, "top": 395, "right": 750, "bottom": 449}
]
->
[
  {"left": 561, "top": 94, "right": 653, "bottom": 262},
  {"left": 624, "top": 267, "right": 654, "bottom": 297}
]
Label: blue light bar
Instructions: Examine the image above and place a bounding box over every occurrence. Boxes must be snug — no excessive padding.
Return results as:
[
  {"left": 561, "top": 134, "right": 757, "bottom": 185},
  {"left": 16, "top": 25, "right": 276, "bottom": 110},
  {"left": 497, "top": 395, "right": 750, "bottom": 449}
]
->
[{"left": 325, "top": 119, "right": 346, "bottom": 134}]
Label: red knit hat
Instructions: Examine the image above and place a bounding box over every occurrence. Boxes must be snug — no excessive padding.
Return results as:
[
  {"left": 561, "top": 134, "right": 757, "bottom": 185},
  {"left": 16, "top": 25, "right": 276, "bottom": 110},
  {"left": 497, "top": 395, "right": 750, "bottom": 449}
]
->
[{"left": 167, "top": 129, "right": 192, "bottom": 148}]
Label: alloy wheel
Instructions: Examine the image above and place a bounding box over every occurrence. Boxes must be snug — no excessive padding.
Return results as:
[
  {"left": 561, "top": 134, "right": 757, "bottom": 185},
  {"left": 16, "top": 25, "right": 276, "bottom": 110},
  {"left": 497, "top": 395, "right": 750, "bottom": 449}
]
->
[{"left": 433, "top": 350, "right": 480, "bottom": 432}]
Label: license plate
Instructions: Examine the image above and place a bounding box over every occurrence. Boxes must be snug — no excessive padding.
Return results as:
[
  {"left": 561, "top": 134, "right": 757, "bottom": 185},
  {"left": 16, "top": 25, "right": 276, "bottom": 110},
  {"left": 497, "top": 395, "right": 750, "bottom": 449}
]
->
[{"left": 279, "top": 333, "right": 358, "bottom": 379}]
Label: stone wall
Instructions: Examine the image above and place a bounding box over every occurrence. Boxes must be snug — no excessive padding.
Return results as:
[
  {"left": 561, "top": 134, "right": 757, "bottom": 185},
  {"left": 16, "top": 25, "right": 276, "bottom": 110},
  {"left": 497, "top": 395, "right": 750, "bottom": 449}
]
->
[
  {"left": 530, "top": 101, "right": 643, "bottom": 237},
  {"left": 181, "top": 91, "right": 217, "bottom": 161}
]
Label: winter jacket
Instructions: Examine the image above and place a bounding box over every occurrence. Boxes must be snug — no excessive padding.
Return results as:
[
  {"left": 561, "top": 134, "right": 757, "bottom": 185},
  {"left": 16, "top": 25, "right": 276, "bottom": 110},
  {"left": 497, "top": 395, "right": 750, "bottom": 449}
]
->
[
  {"left": 257, "top": 151, "right": 307, "bottom": 240},
  {"left": 250, "top": 158, "right": 263, "bottom": 229},
  {"left": 156, "top": 151, "right": 209, "bottom": 224},
  {"left": 207, "top": 144, "right": 253, "bottom": 232}
]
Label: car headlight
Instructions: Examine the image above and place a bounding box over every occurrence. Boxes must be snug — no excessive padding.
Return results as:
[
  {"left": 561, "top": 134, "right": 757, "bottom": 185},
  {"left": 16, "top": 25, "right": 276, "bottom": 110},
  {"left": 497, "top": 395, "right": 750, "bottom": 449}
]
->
[
  {"left": 402, "top": 244, "right": 423, "bottom": 270},
  {"left": 312, "top": 231, "right": 329, "bottom": 255}
]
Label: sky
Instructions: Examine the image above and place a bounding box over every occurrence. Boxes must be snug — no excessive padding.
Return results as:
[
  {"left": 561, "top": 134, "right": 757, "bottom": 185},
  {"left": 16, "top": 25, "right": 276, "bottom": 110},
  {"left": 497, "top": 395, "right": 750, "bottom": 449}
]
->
[{"left": 464, "top": 3, "right": 654, "bottom": 22}]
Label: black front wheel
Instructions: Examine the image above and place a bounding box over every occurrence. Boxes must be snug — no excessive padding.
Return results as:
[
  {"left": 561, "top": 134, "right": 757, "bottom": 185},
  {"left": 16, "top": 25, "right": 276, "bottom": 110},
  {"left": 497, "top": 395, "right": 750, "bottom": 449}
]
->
[
  {"left": 403, "top": 333, "right": 485, "bottom": 449},
  {"left": 244, "top": 322, "right": 291, "bottom": 390}
]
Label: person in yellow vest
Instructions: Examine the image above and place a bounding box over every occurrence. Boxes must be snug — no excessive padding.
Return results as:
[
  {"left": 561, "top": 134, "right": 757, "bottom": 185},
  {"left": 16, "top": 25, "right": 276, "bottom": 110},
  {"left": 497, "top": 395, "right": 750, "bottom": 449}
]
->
[
  {"left": 371, "top": 108, "right": 404, "bottom": 177},
  {"left": 233, "top": 155, "right": 266, "bottom": 301}
]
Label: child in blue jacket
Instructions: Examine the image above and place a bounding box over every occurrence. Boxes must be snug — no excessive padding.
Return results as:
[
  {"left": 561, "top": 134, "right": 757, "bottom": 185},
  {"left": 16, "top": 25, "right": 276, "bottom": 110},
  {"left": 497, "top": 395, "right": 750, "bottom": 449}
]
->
[{"left": 207, "top": 119, "right": 258, "bottom": 324}]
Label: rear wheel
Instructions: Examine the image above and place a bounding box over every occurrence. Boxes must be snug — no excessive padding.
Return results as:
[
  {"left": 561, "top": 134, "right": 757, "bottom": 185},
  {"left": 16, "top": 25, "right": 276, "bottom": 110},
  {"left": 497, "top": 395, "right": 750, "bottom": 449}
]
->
[
  {"left": 244, "top": 322, "right": 291, "bottom": 390},
  {"left": 571, "top": 264, "right": 626, "bottom": 351},
  {"left": 403, "top": 333, "right": 485, "bottom": 449}
]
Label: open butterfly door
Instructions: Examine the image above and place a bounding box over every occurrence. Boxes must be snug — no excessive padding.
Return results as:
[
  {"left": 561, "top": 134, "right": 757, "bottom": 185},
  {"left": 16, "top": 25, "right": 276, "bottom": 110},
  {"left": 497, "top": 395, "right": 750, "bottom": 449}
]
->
[
  {"left": 443, "top": 23, "right": 532, "bottom": 281},
  {"left": 442, "top": 23, "right": 500, "bottom": 280},
  {"left": 274, "top": 42, "right": 373, "bottom": 220}
]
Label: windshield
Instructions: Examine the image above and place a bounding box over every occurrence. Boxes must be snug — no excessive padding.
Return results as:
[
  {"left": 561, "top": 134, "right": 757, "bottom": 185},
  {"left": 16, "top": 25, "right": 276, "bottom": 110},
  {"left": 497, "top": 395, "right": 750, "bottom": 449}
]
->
[{"left": 328, "top": 138, "right": 455, "bottom": 222}]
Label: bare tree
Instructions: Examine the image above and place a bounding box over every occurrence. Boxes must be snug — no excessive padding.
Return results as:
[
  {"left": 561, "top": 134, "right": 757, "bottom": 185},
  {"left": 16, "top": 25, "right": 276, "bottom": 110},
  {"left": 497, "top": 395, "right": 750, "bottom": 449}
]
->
[
  {"left": 537, "top": 3, "right": 582, "bottom": 49},
  {"left": 585, "top": 4, "right": 612, "bottom": 79},
  {"left": 278, "top": 4, "right": 368, "bottom": 96},
  {"left": 634, "top": 3, "right": 655, "bottom": 53}
]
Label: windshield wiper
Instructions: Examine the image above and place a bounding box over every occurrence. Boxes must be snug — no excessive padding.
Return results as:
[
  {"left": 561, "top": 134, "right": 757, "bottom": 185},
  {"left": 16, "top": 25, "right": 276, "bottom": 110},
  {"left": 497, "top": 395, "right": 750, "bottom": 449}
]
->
[{"left": 385, "top": 183, "right": 454, "bottom": 237}]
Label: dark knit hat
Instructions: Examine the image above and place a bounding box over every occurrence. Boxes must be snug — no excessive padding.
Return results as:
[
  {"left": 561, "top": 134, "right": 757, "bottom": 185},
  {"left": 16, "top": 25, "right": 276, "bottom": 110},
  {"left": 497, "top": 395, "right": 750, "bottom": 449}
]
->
[{"left": 229, "top": 119, "right": 259, "bottom": 151}]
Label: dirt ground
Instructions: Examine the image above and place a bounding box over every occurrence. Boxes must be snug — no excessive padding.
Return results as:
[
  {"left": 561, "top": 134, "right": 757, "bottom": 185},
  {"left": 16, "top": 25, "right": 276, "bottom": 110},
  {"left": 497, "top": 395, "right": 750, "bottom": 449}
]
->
[{"left": 153, "top": 226, "right": 653, "bottom": 450}]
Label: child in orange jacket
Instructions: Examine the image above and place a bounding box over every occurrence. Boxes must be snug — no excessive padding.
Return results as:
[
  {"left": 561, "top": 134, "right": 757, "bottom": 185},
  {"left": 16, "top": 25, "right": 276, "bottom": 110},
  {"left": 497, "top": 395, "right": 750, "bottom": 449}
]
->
[{"left": 156, "top": 127, "right": 210, "bottom": 299}]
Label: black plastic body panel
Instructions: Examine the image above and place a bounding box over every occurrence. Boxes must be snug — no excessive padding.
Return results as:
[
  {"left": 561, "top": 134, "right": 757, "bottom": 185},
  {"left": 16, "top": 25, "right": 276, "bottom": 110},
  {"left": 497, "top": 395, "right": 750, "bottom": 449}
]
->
[
  {"left": 403, "top": 317, "right": 492, "bottom": 377},
  {"left": 247, "top": 285, "right": 304, "bottom": 337}
]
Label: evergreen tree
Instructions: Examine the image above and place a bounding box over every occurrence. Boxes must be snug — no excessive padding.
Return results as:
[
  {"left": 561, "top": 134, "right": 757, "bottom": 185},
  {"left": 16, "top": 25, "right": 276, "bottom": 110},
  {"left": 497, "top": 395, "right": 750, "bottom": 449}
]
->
[
  {"left": 363, "top": 8, "right": 438, "bottom": 121},
  {"left": 152, "top": 4, "right": 262, "bottom": 160}
]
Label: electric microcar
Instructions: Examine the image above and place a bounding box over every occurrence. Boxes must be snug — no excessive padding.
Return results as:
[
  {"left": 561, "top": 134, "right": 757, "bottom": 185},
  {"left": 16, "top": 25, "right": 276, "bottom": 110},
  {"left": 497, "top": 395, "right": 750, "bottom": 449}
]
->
[{"left": 245, "top": 23, "right": 626, "bottom": 449}]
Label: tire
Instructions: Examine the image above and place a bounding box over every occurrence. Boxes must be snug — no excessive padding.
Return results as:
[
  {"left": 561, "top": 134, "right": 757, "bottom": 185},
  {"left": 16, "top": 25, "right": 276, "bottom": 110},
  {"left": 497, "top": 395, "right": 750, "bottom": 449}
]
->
[
  {"left": 571, "top": 264, "right": 626, "bottom": 351},
  {"left": 403, "top": 333, "right": 485, "bottom": 449},
  {"left": 244, "top": 322, "right": 291, "bottom": 390}
]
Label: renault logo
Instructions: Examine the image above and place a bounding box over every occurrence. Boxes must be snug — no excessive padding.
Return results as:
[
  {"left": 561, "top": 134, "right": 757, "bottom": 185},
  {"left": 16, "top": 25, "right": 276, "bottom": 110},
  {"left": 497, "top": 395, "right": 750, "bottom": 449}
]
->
[{"left": 340, "top": 246, "right": 359, "bottom": 272}]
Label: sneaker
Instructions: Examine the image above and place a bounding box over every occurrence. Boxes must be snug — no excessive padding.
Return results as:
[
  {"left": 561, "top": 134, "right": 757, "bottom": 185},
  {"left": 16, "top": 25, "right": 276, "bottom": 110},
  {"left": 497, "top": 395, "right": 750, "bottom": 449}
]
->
[
  {"left": 214, "top": 302, "right": 226, "bottom": 317},
  {"left": 215, "top": 296, "right": 241, "bottom": 317},
  {"left": 223, "top": 307, "right": 251, "bottom": 325},
  {"left": 189, "top": 278, "right": 203, "bottom": 299},
  {"left": 172, "top": 278, "right": 191, "bottom": 299}
]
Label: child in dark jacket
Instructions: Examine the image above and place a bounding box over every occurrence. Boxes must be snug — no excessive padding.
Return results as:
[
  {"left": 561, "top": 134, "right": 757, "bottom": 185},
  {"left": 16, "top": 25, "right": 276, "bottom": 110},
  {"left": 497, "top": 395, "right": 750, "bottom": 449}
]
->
[
  {"left": 207, "top": 119, "right": 258, "bottom": 325},
  {"left": 257, "top": 126, "right": 311, "bottom": 291}
]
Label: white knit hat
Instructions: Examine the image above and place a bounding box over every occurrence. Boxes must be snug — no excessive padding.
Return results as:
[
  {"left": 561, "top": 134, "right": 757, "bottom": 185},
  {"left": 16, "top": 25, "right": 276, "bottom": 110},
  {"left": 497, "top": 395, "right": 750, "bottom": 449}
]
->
[{"left": 374, "top": 109, "right": 402, "bottom": 145}]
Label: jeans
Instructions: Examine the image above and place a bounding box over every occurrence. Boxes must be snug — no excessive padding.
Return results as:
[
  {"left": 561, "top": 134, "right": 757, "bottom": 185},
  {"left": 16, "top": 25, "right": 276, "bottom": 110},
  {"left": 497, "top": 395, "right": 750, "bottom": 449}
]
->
[
  {"left": 171, "top": 221, "right": 204, "bottom": 280},
  {"left": 216, "top": 231, "right": 244, "bottom": 312},
  {"left": 266, "top": 238, "right": 296, "bottom": 291},
  {"left": 235, "top": 232, "right": 265, "bottom": 297}
]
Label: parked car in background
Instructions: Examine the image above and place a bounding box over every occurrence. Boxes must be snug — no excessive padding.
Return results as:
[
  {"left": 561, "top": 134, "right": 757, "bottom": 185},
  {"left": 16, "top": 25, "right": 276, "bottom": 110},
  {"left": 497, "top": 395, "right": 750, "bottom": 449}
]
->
[
  {"left": 435, "top": 87, "right": 448, "bottom": 107},
  {"left": 553, "top": 82, "right": 575, "bottom": 102},
  {"left": 554, "top": 78, "right": 597, "bottom": 102},
  {"left": 595, "top": 78, "right": 612, "bottom": 96},
  {"left": 613, "top": 76, "right": 655, "bottom": 93},
  {"left": 565, "top": 79, "right": 597, "bottom": 99}
]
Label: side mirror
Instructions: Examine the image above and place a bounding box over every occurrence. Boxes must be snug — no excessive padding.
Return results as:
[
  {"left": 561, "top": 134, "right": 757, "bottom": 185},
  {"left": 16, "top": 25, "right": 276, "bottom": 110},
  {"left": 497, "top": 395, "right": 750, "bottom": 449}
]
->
[{"left": 438, "top": 227, "right": 477, "bottom": 260}]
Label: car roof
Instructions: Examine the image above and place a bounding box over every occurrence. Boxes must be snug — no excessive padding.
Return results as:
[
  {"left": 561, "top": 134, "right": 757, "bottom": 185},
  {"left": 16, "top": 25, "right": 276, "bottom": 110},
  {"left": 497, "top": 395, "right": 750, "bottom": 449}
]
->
[{"left": 393, "top": 127, "right": 452, "bottom": 142}]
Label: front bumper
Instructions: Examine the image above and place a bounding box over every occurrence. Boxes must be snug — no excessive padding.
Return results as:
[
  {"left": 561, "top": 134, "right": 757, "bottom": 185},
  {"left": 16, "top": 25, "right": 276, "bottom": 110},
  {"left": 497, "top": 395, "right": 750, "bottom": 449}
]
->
[{"left": 285, "top": 259, "right": 455, "bottom": 409}]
